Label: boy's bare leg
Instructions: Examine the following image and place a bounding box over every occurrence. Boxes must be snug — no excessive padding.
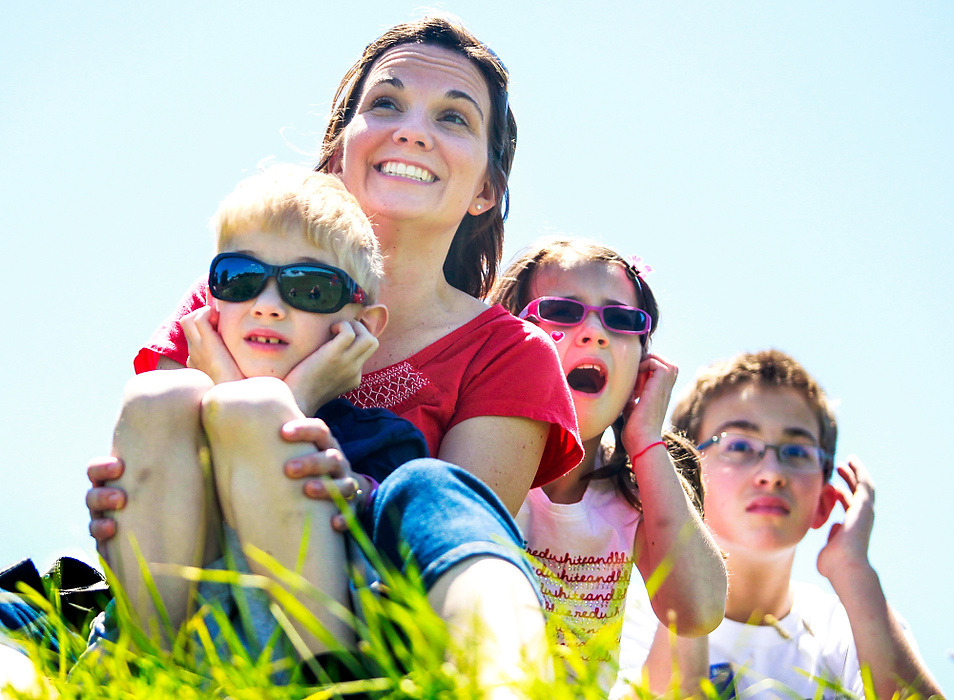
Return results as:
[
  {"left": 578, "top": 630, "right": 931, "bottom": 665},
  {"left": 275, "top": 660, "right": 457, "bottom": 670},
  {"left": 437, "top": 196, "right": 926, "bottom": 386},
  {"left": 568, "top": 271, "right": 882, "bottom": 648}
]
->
[
  {"left": 201, "top": 376, "right": 352, "bottom": 655},
  {"left": 427, "top": 556, "right": 551, "bottom": 700},
  {"left": 106, "top": 369, "right": 220, "bottom": 644}
]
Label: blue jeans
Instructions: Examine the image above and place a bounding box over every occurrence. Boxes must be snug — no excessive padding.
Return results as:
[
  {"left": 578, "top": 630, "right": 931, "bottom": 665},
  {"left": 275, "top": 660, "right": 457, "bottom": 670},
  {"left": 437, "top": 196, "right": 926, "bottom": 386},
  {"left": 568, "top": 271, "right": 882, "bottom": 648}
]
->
[{"left": 365, "top": 459, "right": 540, "bottom": 600}]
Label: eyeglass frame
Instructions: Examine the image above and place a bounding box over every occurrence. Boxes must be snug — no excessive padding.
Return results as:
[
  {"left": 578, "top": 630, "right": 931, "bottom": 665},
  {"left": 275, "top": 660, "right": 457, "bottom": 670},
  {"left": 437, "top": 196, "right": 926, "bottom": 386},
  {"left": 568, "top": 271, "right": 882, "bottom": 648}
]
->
[
  {"left": 208, "top": 252, "right": 368, "bottom": 314},
  {"left": 697, "top": 431, "right": 834, "bottom": 480},
  {"left": 517, "top": 296, "right": 652, "bottom": 336}
]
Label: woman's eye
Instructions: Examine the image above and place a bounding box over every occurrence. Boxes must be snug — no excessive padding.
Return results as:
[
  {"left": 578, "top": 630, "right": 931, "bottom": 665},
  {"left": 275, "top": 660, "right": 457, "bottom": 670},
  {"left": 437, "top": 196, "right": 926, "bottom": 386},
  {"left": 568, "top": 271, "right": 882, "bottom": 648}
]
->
[
  {"left": 440, "top": 111, "right": 469, "bottom": 127},
  {"left": 369, "top": 96, "right": 399, "bottom": 111}
]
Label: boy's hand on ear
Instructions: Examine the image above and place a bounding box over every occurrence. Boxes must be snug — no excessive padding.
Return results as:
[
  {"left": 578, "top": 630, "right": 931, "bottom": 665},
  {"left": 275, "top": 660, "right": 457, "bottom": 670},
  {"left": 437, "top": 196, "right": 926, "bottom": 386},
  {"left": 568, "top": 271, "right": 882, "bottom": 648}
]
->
[
  {"left": 621, "top": 354, "right": 678, "bottom": 456},
  {"left": 816, "top": 457, "right": 876, "bottom": 586},
  {"left": 182, "top": 306, "right": 244, "bottom": 383},
  {"left": 285, "top": 320, "right": 379, "bottom": 415}
]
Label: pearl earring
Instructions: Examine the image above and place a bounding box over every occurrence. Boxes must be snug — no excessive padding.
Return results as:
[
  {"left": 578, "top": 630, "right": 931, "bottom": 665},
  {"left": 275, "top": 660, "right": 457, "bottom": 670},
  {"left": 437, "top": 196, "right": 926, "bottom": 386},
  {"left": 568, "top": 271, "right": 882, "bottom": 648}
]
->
[{"left": 475, "top": 204, "right": 482, "bottom": 211}]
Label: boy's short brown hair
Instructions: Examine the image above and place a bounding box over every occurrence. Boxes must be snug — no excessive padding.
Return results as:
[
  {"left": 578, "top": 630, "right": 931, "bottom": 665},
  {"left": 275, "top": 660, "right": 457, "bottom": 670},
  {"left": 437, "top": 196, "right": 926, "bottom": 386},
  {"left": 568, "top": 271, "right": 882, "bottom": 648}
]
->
[{"left": 671, "top": 349, "right": 837, "bottom": 479}]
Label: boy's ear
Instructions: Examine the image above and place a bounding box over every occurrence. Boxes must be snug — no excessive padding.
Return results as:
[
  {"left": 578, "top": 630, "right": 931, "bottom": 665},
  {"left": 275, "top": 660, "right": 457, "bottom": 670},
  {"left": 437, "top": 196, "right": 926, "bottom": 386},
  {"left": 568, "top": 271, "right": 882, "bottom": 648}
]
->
[
  {"left": 358, "top": 304, "right": 388, "bottom": 338},
  {"left": 468, "top": 178, "right": 497, "bottom": 217},
  {"left": 810, "top": 482, "right": 841, "bottom": 529}
]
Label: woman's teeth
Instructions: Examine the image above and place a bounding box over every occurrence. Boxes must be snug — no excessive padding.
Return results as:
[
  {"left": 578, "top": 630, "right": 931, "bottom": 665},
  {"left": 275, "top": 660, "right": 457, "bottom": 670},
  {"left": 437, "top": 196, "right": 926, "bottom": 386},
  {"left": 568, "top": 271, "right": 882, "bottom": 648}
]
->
[{"left": 379, "top": 161, "right": 435, "bottom": 182}]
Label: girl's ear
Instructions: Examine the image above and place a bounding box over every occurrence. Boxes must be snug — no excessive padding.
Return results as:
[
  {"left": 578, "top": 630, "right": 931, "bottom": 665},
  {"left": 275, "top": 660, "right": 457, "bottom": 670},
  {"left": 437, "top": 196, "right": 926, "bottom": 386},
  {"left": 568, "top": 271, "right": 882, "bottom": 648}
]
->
[
  {"left": 358, "top": 304, "right": 388, "bottom": 338},
  {"left": 468, "top": 178, "right": 497, "bottom": 217},
  {"left": 810, "top": 482, "right": 841, "bottom": 529}
]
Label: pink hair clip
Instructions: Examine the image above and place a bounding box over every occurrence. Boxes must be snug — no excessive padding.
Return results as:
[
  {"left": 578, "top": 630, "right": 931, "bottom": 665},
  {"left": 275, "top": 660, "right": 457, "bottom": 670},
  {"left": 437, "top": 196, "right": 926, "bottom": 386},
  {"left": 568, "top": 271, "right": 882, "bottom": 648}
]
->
[{"left": 628, "top": 255, "right": 653, "bottom": 277}]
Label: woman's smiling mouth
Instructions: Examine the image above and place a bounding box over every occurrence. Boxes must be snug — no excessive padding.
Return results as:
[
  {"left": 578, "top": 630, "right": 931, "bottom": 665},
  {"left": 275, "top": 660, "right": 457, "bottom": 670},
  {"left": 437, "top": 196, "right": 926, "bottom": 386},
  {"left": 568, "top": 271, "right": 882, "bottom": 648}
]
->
[{"left": 377, "top": 161, "right": 437, "bottom": 182}]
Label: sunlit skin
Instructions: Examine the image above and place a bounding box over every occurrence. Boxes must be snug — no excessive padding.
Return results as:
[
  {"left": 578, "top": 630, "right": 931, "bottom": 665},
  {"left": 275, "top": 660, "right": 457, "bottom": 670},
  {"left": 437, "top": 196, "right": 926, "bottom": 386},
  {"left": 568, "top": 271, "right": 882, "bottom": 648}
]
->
[
  {"left": 528, "top": 260, "right": 644, "bottom": 445},
  {"left": 333, "top": 43, "right": 496, "bottom": 242},
  {"left": 697, "top": 384, "right": 838, "bottom": 559},
  {"left": 212, "top": 229, "right": 364, "bottom": 381}
]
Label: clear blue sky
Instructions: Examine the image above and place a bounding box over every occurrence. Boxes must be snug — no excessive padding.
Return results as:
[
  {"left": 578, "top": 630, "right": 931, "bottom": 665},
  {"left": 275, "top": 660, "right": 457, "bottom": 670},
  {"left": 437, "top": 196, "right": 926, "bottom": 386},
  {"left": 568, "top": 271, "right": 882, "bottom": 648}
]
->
[{"left": 2, "top": 1, "right": 951, "bottom": 691}]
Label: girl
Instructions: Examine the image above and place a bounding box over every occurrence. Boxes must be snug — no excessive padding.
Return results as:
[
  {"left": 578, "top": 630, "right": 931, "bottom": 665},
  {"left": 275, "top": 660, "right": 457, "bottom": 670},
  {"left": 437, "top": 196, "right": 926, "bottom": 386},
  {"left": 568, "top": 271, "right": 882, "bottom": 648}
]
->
[{"left": 489, "top": 238, "right": 727, "bottom": 679}]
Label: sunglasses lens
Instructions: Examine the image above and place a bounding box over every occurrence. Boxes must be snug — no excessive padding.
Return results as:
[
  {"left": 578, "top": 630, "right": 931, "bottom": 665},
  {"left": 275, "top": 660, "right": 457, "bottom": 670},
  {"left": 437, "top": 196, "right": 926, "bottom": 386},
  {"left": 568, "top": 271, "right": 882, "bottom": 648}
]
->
[
  {"left": 278, "top": 268, "right": 345, "bottom": 313},
  {"left": 536, "top": 298, "right": 584, "bottom": 325},
  {"left": 210, "top": 256, "right": 266, "bottom": 302},
  {"left": 603, "top": 306, "right": 650, "bottom": 333}
]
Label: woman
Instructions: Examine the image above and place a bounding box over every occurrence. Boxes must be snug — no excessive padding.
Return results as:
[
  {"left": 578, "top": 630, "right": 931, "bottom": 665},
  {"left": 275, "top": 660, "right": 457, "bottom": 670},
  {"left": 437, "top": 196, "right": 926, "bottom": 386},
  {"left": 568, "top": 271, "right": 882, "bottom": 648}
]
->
[{"left": 86, "top": 16, "right": 583, "bottom": 690}]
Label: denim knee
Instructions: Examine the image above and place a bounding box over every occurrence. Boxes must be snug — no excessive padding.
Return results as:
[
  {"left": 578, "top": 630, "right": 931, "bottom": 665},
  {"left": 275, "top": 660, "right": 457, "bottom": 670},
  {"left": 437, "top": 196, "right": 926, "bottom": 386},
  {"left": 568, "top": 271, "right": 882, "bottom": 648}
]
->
[{"left": 367, "top": 459, "right": 539, "bottom": 598}]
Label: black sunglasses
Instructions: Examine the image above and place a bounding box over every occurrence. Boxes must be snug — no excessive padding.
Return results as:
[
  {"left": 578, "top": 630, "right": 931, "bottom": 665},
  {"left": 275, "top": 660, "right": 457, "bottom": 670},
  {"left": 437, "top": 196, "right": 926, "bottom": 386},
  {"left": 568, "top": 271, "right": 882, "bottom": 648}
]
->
[
  {"left": 208, "top": 253, "right": 368, "bottom": 314},
  {"left": 518, "top": 297, "right": 652, "bottom": 335}
]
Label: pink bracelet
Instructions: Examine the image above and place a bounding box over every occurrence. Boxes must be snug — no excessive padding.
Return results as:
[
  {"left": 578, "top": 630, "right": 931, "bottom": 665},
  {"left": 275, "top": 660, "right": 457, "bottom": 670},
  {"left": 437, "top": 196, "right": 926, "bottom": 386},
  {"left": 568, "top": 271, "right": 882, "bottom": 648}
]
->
[{"left": 630, "top": 440, "right": 666, "bottom": 465}]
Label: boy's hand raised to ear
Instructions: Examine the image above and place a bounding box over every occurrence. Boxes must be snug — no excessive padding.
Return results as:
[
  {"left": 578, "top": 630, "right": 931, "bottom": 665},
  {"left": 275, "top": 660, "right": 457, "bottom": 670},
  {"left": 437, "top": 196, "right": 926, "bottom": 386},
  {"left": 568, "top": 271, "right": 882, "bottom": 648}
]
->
[
  {"left": 816, "top": 457, "right": 876, "bottom": 585},
  {"left": 285, "top": 320, "right": 379, "bottom": 416}
]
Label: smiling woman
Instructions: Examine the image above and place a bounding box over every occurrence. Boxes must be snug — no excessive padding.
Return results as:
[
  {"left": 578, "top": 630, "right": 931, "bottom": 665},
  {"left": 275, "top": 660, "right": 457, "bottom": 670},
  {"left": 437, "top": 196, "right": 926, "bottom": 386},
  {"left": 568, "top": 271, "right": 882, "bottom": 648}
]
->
[{"left": 84, "top": 16, "right": 583, "bottom": 692}]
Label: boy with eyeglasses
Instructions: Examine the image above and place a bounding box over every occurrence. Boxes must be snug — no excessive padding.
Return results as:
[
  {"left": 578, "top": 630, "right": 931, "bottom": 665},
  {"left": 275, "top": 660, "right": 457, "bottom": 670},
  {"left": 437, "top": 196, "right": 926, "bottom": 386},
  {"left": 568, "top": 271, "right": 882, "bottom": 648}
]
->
[
  {"left": 99, "top": 165, "right": 427, "bottom": 660},
  {"left": 614, "top": 349, "right": 941, "bottom": 699}
]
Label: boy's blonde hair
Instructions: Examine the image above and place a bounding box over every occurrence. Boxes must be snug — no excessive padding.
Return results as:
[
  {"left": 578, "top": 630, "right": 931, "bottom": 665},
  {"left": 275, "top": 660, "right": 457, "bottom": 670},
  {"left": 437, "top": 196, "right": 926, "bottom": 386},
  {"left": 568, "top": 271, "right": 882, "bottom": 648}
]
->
[
  {"left": 212, "top": 165, "right": 383, "bottom": 302},
  {"left": 671, "top": 349, "right": 837, "bottom": 480}
]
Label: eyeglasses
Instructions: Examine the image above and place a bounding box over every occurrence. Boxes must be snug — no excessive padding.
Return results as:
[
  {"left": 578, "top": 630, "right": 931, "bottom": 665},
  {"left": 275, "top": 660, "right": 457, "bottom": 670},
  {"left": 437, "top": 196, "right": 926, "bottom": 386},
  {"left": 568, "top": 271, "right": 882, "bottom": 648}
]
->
[
  {"left": 518, "top": 297, "right": 652, "bottom": 335},
  {"left": 209, "top": 253, "right": 368, "bottom": 314},
  {"left": 697, "top": 432, "right": 833, "bottom": 477}
]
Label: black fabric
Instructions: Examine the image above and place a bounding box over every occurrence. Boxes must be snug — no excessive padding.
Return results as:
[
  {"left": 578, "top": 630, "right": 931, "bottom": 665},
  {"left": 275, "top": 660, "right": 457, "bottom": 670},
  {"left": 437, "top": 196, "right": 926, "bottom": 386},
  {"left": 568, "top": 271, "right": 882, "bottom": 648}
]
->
[{"left": 314, "top": 399, "right": 429, "bottom": 485}]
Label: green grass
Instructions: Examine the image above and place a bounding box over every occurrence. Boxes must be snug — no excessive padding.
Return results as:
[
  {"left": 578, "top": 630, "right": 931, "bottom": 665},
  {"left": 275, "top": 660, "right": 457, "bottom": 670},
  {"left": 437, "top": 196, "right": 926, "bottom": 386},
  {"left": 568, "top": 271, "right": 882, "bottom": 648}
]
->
[{"left": 2, "top": 542, "right": 935, "bottom": 700}]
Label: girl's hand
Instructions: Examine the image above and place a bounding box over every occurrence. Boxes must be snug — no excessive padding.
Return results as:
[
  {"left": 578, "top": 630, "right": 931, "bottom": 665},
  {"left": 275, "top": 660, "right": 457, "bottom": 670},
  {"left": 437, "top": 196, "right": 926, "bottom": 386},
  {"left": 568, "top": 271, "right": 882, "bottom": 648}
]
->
[
  {"left": 817, "top": 457, "right": 876, "bottom": 583},
  {"left": 621, "top": 354, "right": 679, "bottom": 456},
  {"left": 284, "top": 320, "right": 379, "bottom": 415},
  {"left": 279, "top": 417, "right": 366, "bottom": 530},
  {"left": 86, "top": 456, "right": 127, "bottom": 555},
  {"left": 181, "top": 305, "right": 244, "bottom": 383}
]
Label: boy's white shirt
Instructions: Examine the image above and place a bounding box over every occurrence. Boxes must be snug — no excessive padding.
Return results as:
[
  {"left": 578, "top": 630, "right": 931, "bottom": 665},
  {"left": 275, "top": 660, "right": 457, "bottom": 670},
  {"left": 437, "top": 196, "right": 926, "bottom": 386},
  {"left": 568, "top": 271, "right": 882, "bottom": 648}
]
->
[
  {"left": 516, "top": 451, "right": 641, "bottom": 689},
  {"left": 614, "top": 579, "right": 921, "bottom": 699}
]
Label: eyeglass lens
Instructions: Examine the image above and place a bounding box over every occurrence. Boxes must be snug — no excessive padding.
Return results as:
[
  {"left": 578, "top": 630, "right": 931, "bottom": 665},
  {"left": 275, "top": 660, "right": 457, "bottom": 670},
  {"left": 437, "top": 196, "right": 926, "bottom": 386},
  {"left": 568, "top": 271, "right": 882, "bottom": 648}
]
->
[
  {"left": 536, "top": 298, "right": 649, "bottom": 333},
  {"left": 714, "top": 433, "right": 824, "bottom": 471}
]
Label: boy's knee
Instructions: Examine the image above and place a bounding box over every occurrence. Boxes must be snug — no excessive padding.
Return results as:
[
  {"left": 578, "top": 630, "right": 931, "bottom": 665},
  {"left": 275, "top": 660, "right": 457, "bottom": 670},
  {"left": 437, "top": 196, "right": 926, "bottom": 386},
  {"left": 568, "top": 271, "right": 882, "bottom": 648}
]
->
[
  {"left": 119, "top": 369, "right": 213, "bottom": 426},
  {"left": 201, "top": 376, "right": 297, "bottom": 434}
]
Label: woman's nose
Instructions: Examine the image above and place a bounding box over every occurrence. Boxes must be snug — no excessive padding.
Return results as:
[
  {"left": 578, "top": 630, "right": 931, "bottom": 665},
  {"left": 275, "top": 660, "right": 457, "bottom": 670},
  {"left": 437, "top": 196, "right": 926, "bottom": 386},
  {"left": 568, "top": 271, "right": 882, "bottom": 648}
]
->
[{"left": 393, "top": 111, "right": 433, "bottom": 150}]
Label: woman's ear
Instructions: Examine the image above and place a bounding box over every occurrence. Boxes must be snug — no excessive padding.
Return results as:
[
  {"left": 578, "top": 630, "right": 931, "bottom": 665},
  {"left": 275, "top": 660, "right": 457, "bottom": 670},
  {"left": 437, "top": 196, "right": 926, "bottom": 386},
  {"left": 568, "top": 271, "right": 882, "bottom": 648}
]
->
[
  {"left": 468, "top": 178, "right": 497, "bottom": 216},
  {"left": 328, "top": 147, "right": 344, "bottom": 176},
  {"left": 358, "top": 304, "right": 388, "bottom": 338},
  {"left": 811, "top": 482, "right": 841, "bottom": 529}
]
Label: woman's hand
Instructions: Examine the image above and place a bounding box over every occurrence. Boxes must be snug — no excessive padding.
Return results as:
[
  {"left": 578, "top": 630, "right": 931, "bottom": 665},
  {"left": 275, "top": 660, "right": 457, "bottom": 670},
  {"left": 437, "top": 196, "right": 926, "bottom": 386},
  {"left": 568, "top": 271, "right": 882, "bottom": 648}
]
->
[
  {"left": 279, "top": 417, "right": 367, "bottom": 531},
  {"left": 181, "top": 305, "right": 244, "bottom": 383},
  {"left": 284, "top": 320, "right": 379, "bottom": 415},
  {"left": 621, "top": 353, "right": 678, "bottom": 456},
  {"left": 86, "top": 456, "right": 127, "bottom": 557}
]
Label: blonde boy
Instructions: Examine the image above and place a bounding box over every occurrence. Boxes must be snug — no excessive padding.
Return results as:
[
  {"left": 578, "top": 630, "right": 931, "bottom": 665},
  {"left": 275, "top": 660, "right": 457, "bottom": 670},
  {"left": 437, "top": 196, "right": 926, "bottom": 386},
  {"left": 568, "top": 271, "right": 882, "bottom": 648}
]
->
[{"left": 104, "top": 166, "right": 424, "bottom": 658}]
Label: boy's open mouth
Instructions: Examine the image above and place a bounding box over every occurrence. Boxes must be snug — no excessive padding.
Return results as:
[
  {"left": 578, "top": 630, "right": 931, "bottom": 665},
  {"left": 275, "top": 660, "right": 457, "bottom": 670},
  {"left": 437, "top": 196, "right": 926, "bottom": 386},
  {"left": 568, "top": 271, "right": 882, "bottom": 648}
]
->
[{"left": 566, "top": 364, "right": 607, "bottom": 394}]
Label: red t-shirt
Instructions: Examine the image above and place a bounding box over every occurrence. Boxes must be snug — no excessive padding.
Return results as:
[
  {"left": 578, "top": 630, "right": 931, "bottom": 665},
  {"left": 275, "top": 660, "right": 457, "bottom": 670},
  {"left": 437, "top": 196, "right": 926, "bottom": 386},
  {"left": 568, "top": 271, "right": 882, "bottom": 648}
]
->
[{"left": 135, "top": 280, "right": 583, "bottom": 487}]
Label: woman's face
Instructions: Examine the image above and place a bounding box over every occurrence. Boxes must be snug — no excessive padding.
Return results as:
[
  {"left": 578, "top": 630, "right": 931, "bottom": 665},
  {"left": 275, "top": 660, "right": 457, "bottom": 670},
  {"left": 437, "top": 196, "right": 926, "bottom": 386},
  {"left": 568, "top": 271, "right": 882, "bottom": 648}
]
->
[{"left": 333, "top": 43, "right": 497, "bottom": 233}]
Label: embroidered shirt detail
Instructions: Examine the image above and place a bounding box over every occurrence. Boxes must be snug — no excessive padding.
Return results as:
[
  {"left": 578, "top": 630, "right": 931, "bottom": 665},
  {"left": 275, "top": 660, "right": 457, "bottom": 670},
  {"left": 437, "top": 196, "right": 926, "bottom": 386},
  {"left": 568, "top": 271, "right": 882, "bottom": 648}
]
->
[{"left": 345, "top": 362, "right": 429, "bottom": 410}]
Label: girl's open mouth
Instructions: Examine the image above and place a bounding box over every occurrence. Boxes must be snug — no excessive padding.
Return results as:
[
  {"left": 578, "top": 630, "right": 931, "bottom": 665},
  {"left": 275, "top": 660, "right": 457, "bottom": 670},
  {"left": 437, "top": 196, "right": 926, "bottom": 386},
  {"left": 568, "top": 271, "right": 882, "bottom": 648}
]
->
[{"left": 566, "top": 364, "right": 607, "bottom": 394}]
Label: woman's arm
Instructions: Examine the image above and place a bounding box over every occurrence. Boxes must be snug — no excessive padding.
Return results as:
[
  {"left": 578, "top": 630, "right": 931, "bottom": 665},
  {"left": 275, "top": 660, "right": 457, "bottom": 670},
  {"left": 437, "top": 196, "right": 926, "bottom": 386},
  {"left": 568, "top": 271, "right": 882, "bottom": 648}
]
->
[{"left": 437, "top": 415, "right": 548, "bottom": 516}]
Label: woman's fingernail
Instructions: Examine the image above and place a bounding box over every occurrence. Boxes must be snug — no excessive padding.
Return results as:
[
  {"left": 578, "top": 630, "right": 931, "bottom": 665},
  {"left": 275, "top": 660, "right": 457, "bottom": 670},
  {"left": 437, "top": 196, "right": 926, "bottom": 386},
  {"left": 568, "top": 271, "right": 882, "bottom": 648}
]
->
[
  {"left": 110, "top": 494, "right": 122, "bottom": 508},
  {"left": 287, "top": 461, "right": 302, "bottom": 476}
]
